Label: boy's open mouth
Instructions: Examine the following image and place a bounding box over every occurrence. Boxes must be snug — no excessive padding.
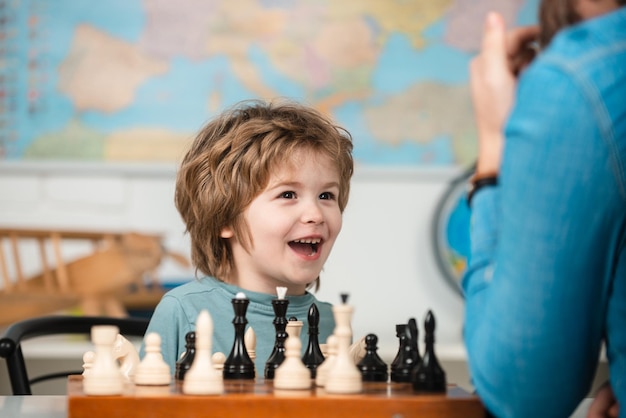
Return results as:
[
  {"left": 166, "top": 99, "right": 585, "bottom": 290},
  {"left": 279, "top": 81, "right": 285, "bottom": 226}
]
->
[{"left": 288, "top": 238, "right": 321, "bottom": 257}]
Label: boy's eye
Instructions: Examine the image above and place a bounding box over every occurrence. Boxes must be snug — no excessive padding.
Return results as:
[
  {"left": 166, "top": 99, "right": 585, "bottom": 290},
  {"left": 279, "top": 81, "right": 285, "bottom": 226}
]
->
[
  {"left": 280, "top": 191, "right": 296, "bottom": 199},
  {"left": 319, "top": 192, "right": 336, "bottom": 200}
]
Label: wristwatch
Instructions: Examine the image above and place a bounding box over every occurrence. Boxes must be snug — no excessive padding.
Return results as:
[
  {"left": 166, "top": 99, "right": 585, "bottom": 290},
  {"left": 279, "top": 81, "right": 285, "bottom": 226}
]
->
[{"left": 467, "top": 174, "right": 498, "bottom": 206}]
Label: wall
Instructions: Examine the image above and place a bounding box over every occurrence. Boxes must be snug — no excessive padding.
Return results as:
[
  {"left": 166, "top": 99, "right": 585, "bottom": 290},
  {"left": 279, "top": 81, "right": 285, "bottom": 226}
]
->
[{"left": 0, "top": 162, "right": 466, "bottom": 360}]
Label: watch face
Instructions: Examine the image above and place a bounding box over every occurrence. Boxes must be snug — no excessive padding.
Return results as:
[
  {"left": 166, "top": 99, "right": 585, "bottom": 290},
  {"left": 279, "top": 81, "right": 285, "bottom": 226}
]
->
[{"left": 431, "top": 168, "right": 473, "bottom": 297}]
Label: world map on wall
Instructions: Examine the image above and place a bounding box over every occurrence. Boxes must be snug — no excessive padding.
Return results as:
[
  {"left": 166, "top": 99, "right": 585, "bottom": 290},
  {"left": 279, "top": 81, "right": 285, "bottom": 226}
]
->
[{"left": 1, "top": 0, "right": 538, "bottom": 167}]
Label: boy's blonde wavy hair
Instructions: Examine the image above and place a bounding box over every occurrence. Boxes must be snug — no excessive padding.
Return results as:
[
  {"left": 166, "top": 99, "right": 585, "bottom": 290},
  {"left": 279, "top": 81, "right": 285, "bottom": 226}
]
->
[{"left": 175, "top": 100, "right": 354, "bottom": 290}]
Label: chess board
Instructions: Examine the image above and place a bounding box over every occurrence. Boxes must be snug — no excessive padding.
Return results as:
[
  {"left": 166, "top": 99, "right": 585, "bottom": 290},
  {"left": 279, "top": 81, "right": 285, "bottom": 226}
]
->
[{"left": 67, "top": 375, "right": 485, "bottom": 418}]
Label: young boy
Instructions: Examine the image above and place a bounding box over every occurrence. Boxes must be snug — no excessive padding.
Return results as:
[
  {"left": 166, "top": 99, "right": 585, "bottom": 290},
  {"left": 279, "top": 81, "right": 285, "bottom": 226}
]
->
[{"left": 145, "top": 99, "right": 354, "bottom": 373}]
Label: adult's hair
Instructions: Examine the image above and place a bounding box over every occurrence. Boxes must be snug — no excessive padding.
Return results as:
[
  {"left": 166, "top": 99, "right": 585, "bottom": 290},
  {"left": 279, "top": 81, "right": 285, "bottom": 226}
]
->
[
  {"left": 175, "top": 99, "right": 354, "bottom": 287},
  {"left": 539, "top": 0, "right": 626, "bottom": 47}
]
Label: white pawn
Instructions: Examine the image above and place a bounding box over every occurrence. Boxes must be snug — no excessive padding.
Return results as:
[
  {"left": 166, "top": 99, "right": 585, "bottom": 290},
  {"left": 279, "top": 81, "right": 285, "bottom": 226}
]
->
[
  {"left": 134, "top": 333, "right": 171, "bottom": 386},
  {"left": 325, "top": 298, "right": 362, "bottom": 394},
  {"left": 183, "top": 310, "right": 224, "bottom": 395},
  {"left": 286, "top": 319, "right": 303, "bottom": 338},
  {"left": 211, "top": 352, "right": 226, "bottom": 372},
  {"left": 244, "top": 327, "right": 256, "bottom": 364},
  {"left": 274, "top": 323, "right": 311, "bottom": 390},
  {"left": 82, "top": 350, "right": 95, "bottom": 378},
  {"left": 83, "top": 325, "right": 124, "bottom": 395},
  {"left": 315, "top": 334, "right": 337, "bottom": 387}
]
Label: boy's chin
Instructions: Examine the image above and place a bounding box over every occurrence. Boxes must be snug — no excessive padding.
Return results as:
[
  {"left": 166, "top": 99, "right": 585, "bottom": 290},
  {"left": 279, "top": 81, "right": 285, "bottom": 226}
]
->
[{"left": 283, "top": 275, "right": 320, "bottom": 289}]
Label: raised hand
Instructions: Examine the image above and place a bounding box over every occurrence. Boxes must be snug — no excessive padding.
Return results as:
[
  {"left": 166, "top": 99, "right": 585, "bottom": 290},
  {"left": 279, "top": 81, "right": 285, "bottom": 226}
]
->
[{"left": 469, "top": 12, "right": 539, "bottom": 176}]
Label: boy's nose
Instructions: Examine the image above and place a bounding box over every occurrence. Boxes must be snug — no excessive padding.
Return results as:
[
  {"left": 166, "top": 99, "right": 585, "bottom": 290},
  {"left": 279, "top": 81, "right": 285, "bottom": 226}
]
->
[{"left": 302, "top": 201, "right": 324, "bottom": 224}]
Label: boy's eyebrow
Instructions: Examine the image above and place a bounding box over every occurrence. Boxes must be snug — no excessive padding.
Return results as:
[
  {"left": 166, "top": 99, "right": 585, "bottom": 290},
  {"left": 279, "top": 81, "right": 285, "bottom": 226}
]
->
[
  {"left": 266, "top": 180, "right": 340, "bottom": 190},
  {"left": 320, "top": 181, "right": 340, "bottom": 190}
]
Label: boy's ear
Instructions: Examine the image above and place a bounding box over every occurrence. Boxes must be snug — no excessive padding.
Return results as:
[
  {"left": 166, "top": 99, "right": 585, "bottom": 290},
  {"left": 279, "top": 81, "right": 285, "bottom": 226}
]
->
[{"left": 220, "top": 226, "right": 234, "bottom": 238}]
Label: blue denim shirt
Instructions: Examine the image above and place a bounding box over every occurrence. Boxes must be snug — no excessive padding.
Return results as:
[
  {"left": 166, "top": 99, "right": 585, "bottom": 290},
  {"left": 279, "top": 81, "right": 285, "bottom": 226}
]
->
[{"left": 462, "top": 8, "right": 626, "bottom": 418}]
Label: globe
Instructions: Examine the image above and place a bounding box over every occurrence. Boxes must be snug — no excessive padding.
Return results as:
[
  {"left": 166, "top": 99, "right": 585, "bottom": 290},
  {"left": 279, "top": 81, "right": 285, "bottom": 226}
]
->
[{"left": 431, "top": 167, "right": 473, "bottom": 297}]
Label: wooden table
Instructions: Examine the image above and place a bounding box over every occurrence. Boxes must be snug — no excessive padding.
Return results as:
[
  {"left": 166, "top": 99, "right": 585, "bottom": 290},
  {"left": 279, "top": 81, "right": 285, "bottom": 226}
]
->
[
  {"left": 0, "top": 382, "right": 595, "bottom": 418},
  {"left": 67, "top": 375, "right": 485, "bottom": 418}
]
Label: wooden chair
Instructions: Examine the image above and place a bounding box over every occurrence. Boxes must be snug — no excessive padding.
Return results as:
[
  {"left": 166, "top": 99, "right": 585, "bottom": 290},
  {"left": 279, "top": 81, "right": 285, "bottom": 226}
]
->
[
  {"left": 0, "top": 315, "right": 149, "bottom": 395},
  {"left": 0, "top": 228, "right": 189, "bottom": 325}
]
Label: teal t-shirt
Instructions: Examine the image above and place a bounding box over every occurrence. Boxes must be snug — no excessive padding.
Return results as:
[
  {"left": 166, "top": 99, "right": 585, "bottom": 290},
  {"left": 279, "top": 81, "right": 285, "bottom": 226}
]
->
[{"left": 143, "top": 276, "right": 336, "bottom": 374}]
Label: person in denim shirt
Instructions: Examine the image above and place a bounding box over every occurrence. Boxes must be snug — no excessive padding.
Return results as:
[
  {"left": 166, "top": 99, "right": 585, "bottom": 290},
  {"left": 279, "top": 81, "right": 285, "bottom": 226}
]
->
[{"left": 464, "top": 1, "right": 626, "bottom": 417}]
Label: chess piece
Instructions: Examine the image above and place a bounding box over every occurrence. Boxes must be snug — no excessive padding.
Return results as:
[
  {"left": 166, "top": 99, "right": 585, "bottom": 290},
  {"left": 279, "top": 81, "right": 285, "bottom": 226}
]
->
[
  {"left": 212, "top": 352, "right": 226, "bottom": 372},
  {"left": 390, "top": 324, "right": 405, "bottom": 380},
  {"left": 175, "top": 331, "right": 196, "bottom": 381},
  {"left": 265, "top": 286, "right": 289, "bottom": 379},
  {"left": 134, "top": 332, "right": 171, "bottom": 386},
  {"left": 407, "top": 317, "right": 422, "bottom": 367},
  {"left": 348, "top": 335, "right": 367, "bottom": 364},
  {"left": 412, "top": 310, "right": 446, "bottom": 393},
  {"left": 302, "top": 303, "right": 325, "bottom": 379},
  {"left": 82, "top": 350, "right": 95, "bottom": 378},
  {"left": 83, "top": 325, "right": 124, "bottom": 395},
  {"left": 287, "top": 317, "right": 303, "bottom": 338},
  {"left": 319, "top": 343, "right": 329, "bottom": 357},
  {"left": 274, "top": 318, "right": 311, "bottom": 390},
  {"left": 357, "top": 334, "right": 388, "bottom": 382},
  {"left": 183, "top": 310, "right": 224, "bottom": 395},
  {"left": 314, "top": 334, "right": 337, "bottom": 387},
  {"left": 244, "top": 327, "right": 256, "bottom": 364},
  {"left": 223, "top": 292, "right": 255, "bottom": 379},
  {"left": 390, "top": 324, "right": 414, "bottom": 382},
  {"left": 112, "top": 333, "right": 140, "bottom": 383},
  {"left": 325, "top": 293, "right": 362, "bottom": 394}
]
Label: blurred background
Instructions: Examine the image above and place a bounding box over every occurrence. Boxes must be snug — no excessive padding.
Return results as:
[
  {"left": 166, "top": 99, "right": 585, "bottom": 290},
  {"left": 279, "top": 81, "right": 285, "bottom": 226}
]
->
[{"left": 6, "top": 0, "right": 606, "bottom": 396}]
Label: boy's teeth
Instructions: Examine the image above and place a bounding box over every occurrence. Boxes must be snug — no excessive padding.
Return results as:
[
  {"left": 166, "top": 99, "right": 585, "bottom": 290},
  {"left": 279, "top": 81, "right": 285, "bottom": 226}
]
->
[{"left": 293, "top": 238, "right": 321, "bottom": 244}]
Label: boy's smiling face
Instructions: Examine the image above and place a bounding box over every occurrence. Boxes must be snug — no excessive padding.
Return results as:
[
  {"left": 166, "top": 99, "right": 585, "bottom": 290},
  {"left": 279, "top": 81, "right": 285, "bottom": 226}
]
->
[{"left": 221, "top": 149, "right": 343, "bottom": 295}]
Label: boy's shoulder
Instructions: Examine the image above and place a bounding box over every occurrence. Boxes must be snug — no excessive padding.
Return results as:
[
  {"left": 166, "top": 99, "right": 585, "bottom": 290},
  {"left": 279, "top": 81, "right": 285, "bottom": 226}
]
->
[
  {"left": 162, "top": 276, "right": 222, "bottom": 299},
  {"left": 290, "top": 292, "right": 334, "bottom": 315},
  {"left": 308, "top": 295, "right": 333, "bottom": 310}
]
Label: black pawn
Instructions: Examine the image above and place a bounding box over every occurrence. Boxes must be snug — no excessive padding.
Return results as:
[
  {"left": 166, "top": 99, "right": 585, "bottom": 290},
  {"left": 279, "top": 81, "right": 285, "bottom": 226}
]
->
[
  {"left": 390, "top": 324, "right": 412, "bottom": 382},
  {"left": 175, "top": 331, "right": 195, "bottom": 381},
  {"left": 302, "top": 303, "right": 325, "bottom": 379},
  {"left": 223, "top": 295, "right": 255, "bottom": 379},
  {"left": 412, "top": 310, "right": 446, "bottom": 393},
  {"left": 264, "top": 296, "right": 289, "bottom": 379},
  {"left": 357, "top": 334, "right": 388, "bottom": 382}
]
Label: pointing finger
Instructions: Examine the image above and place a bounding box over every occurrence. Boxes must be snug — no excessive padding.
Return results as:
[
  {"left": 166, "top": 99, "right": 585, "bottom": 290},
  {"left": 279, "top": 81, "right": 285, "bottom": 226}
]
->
[{"left": 480, "top": 12, "right": 509, "bottom": 70}]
